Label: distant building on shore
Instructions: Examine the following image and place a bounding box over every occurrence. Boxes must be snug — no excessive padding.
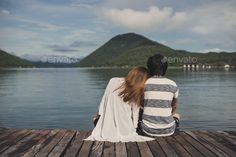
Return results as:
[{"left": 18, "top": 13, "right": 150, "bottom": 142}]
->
[{"left": 183, "top": 63, "right": 233, "bottom": 70}]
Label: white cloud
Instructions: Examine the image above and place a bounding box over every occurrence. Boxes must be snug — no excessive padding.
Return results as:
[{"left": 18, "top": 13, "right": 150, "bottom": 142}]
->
[
  {"left": 47, "top": 45, "right": 78, "bottom": 53},
  {"left": 33, "top": 22, "right": 64, "bottom": 32},
  {"left": 71, "top": 3, "right": 94, "bottom": 9},
  {"left": 200, "top": 48, "right": 229, "bottom": 53},
  {"left": 0, "top": 29, "right": 46, "bottom": 56},
  {"left": 0, "top": 28, "right": 36, "bottom": 39},
  {"left": 172, "top": 38, "right": 194, "bottom": 45},
  {"left": 26, "top": 0, "right": 95, "bottom": 15},
  {"left": 101, "top": 1, "right": 236, "bottom": 41},
  {"left": 99, "top": 0, "right": 156, "bottom": 10},
  {"left": 62, "top": 29, "right": 107, "bottom": 57},
  {"left": 179, "top": 1, "right": 236, "bottom": 51},
  {"left": 0, "top": 11, "right": 67, "bottom": 32},
  {"left": 192, "top": 26, "right": 210, "bottom": 35},
  {"left": 102, "top": 6, "right": 187, "bottom": 31},
  {"left": 189, "top": 1, "right": 236, "bottom": 37},
  {"left": 0, "top": 9, "right": 10, "bottom": 15},
  {"left": 63, "top": 29, "right": 96, "bottom": 42},
  {"left": 18, "top": 18, "right": 66, "bottom": 31},
  {"left": 1, "top": 0, "right": 235, "bottom": 56}
]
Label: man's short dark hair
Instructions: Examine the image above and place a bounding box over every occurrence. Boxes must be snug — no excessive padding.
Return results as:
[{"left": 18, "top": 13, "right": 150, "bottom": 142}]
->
[{"left": 147, "top": 54, "right": 168, "bottom": 76}]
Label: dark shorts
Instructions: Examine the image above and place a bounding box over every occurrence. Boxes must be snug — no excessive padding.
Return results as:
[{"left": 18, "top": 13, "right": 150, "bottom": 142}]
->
[{"left": 136, "top": 117, "right": 180, "bottom": 137}]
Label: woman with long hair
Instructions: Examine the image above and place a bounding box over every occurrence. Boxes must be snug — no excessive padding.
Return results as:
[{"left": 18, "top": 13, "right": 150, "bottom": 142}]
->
[{"left": 85, "top": 67, "right": 154, "bottom": 142}]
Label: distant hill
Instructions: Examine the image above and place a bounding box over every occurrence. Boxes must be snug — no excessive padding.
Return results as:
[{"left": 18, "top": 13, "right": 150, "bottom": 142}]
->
[
  {"left": 77, "top": 33, "right": 236, "bottom": 67},
  {"left": 20, "top": 54, "right": 81, "bottom": 68},
  {"left": 0, "top": 49, "right": 34, "bottom": 67}
]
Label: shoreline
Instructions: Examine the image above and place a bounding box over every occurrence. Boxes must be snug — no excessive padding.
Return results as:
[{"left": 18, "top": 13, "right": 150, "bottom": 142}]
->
[{"left": 0, "top": 65, "right": 235, "bottom": 70}]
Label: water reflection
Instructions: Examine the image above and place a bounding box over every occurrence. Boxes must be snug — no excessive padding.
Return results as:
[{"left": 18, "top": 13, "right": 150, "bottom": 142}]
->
[{"left": 0, "top": 68, "right": 235, "bottom": 130}]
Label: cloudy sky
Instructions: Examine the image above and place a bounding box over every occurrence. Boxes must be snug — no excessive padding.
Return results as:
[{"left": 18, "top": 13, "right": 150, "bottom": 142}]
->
[{"left": 0, "top": 0, "right": 236, "bottom": 58}]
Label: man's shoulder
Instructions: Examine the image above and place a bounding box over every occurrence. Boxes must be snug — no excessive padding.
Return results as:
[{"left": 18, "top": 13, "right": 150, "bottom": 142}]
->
[
  {"left": 146, "top": 77, "right": 177, "bottom": 87},
  {"left": 164, "top": 78, "right": 178, "bottom": 86}
]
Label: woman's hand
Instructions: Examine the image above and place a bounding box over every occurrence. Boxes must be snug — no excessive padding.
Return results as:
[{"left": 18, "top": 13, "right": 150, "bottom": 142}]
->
[{"left": 92, "top": 114, "right": 100, "bottom": 126}]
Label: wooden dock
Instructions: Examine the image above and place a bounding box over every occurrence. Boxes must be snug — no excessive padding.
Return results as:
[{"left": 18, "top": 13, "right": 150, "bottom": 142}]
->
[{"left": 0, "top": 128, "right": 235, "bottom": 157}]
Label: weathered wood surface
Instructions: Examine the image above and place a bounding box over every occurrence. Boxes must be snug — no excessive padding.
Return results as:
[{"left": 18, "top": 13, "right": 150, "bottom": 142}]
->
[{"left": 0, "top": 128, "right": 235, "bottom": 157}]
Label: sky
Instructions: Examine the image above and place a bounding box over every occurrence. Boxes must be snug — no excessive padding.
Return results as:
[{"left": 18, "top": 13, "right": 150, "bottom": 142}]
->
[{"left": 0, "top": 0, "right": 236, "bottom": 58}]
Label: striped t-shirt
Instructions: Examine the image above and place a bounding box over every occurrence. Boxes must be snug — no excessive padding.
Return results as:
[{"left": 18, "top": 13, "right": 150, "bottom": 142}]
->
[{"left": 140, "top": 76, "right": 179, "bottom": 136}]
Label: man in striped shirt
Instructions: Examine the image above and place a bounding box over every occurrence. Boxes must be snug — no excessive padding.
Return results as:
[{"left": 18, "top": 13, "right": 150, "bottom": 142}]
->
[{"left": 139, "top": 54, "right": 180, "bottom": 137}]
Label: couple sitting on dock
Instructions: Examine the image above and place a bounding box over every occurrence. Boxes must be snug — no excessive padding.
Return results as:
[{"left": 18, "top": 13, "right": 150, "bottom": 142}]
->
[{"left": 85, "top": 54, "right": 180, "bottom": 142}]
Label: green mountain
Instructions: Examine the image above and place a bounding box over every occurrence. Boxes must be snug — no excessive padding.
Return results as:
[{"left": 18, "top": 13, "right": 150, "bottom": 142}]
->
[
  {"left": 77, "top": 33, "right": 236, "bottom": 67},
  {"left": 0, "top": 49, "right": 34, "bottom": 67}
]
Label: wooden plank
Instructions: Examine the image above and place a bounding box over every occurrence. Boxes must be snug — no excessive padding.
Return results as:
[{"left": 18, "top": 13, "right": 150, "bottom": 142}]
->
[
  {"left": 22, "top": 129, "right": 59, "bottom": 157},
  {"left": 0, "top": 129, "right": 32, "bottom": 153},
  {"left": 215, "top": 131, "right": 236, "bottom": 145},
  {"left": 34, "top": 129, "right": 67, "bottom": 157},
  {"left": 47, "top": 129, "right": 76, "bottom": 157},
  {"left": 90, "top": 141, "right": 104, "bottom": 157},
  {"left": 3, "top": 130, "right": 52, "bottom": 157},
  {"left": 0, "top": 129, "right": 235, "bottom": 157},
  {"left": 0, "top": 128, "right": 8, "bottom": 134},
  {"left": 196, "top": 131, "right": 236, "bottom": 156},
  {"left": 157, "top": 137, "right": 179, "bottom": 157},
  {"left": 64, "top": 131, "right": 88, "bottom": 157},
  {"left": 226, "top": 131, "right": 236, "bottom": 137},
  {"left": 137, "top": 142, "right": 153, "bottom": 157},
  {"left": 0, "top": 130, "right": 42, "bottom": 156},
  {"left": 115, "top": 142, "right": 127, "bottom": 157},
  {"left": 180, "top": 131, "right": 217, "bottom": 157},
  {"left": 0, "top": 128, "right": 6, "bottom": 132},
  {"left": 0, "top": 129, "right": 8, "bottom": 135},
  {"left": 77, "top": 141, "right": 93, "bottom": 157},
  {"left": 209, "top": 131, "right": 236, "bottom": 150},
  {"left": 147, "top": 140, "right": 166, "bottom": 157},
  {"left": 0, "top": 128, "right": 13, "bottom": 136},
  {"left": 101, "top": 142, "right": 115, "bottom": 157},
  {"left": 186, "top": 131, "right": 230, "bottom": 157},
  {"left": 0, "top": 129, "right": 19, "bottom": 143},
  {"left": 85, "top": 130, "right": 92, "bottom": 137},
  {"left": 165, "top": 135, "right": 192, "bottom": 157},
  {"left": 126, "top": 142, "right": 140, "bottom": 157},
  {"left": 173, "top": 133, "right": 204, "bottom": 157},
  {"left": 0, "top": 129, "right": 30, "bottom": 147}
]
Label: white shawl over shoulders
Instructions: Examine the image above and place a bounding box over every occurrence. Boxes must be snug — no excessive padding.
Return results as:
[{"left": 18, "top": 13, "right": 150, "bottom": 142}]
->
[{"left": 84, "top": 77, "right": 154, "bottom": 142}]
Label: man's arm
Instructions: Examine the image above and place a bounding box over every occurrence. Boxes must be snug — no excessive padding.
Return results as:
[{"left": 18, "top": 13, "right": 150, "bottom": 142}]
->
[
  {"left": 171, "top": 98, "right": 178, "bottom": 114},
  {"left": 172, "top": 86, "right": 179, "bottom": 114}
]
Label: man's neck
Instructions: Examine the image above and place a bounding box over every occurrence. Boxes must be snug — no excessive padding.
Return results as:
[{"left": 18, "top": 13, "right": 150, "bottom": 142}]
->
[{"left": 152, "top": 75, "right": 164, "bottom": 78}]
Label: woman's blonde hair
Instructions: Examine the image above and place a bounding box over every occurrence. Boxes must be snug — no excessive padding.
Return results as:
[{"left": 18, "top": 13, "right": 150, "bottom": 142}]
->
[{"left": 117, "top": 67, "right": 149, "bottom": 107}]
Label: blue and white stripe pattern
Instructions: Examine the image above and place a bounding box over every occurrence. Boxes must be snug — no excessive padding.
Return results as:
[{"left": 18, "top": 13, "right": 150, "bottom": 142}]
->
[{"left": 141, "top": 77, "right": 179, "bottom": 136}]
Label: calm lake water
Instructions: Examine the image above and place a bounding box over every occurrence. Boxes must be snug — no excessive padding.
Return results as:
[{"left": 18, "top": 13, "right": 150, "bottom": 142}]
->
[{"left": 0, "top": 68, "right": 235, "bottom": 131}]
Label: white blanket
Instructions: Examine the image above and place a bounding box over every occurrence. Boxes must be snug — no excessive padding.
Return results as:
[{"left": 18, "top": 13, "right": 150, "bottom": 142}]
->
[{"left": 84, "top": 77, "right": 154, "bottom": 142}]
